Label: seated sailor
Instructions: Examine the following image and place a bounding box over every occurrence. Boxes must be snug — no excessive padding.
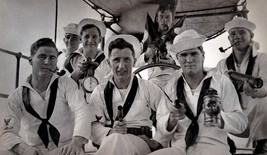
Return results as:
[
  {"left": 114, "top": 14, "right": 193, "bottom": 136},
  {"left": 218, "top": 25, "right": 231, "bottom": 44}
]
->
[
  {"left": 0, "top": 38, "right": 92, "bottom": 155},
  {"left": 90, "top": 35, "right": 168, "bottom": 155}
]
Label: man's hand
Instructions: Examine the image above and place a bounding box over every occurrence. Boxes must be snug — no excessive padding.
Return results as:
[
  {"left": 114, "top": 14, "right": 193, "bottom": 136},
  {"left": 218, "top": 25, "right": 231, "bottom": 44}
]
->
[
  {"left": 77, "top": 59, "right": 99, "bottom": 74},
  {"left": 60, "top": 136, "right": 85, "bottom": 155},
  {"left": 224, "top": 70, "right": 231, "bottom": 78},
  {"left": 167, "top": 103, "right": 186, "bottom": 131},
  {"left": 158, "top": 54, "right": 175, "bottom": 64},
  {"left": 71, "top": 59, "right": 99, "bottom": 81},
  {"left": 144, "top": 44, "right": 158, "bottom": 63},
  {"left": 243, "top": 81, "right": 267, "bottom": 98},
  {"left": 158, "top": 54, "right": 176, "bottom": 70},
  {"left": 12, "top": 143, "right": 43, "bottom": 155},
  {"left": 109, "top": 119, "right": 127, "bottom": 135}
]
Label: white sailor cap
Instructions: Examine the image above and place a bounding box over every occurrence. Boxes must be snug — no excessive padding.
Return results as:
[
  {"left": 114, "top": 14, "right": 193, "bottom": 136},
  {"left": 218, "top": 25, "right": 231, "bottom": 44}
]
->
[
  {"left": 63, "top": 23, "right": 79, "bottom": 36},
  {"left": 78, "top": 18, "right": 106, "bottom": 37},
  {"left": 169, "top": 29, "right": 206, "bottom": 55},
  {"left": 225, "top": 17, "right": 256, "bottom": 32}
]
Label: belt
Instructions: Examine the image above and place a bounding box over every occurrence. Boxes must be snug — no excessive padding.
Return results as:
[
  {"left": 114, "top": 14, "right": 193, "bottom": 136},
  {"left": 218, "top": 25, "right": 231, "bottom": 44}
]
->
[{"left": 127, "top": 126, "right": 152, "bottom": 138}]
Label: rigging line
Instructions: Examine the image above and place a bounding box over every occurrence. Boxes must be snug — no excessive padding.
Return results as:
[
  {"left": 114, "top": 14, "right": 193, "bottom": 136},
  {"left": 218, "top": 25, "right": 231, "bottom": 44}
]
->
[
  {"left": 83, "top": 0, "right": 115, "bottom": 19},
  {"left": 176, "top": 5, "right": 237, "bottom": 14},
  {"left": 174, "top": 9, "right": 248, "bottom": 19},
  {"left": 54, "top": 0, "right": 58, "bottom": 43},
  {"left": 128, "top": 0, "right": 133, "bottom": 8},
  {"left": 175, "top": 1, "right": 246, "bottom": 15},
  {"left": 206, "top": 29, "right": 225, "bottom": 41}
]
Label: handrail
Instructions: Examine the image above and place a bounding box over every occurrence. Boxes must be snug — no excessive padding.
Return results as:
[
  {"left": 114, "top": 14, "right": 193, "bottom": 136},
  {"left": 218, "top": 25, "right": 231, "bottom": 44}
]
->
[
  {"left": 0, "top": 93, "right": 8, "bottom": 99},
  {"left": 0, "top": 48, "right": 30, "bottom": 89},
  {"left": 0, "top": 48, "right": 29, "bottom": 60}
]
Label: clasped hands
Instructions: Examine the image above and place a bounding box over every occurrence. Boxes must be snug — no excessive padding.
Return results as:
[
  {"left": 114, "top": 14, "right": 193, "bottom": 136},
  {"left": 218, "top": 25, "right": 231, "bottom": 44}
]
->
[{"left": 109, "top": 119, "right": 127, "bottom": 135}]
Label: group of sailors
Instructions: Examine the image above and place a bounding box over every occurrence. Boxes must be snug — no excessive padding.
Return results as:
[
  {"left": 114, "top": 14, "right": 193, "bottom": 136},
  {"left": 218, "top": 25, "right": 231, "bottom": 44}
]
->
[{"left": 0, "top": 3, "right": 267, "bottom": 155}]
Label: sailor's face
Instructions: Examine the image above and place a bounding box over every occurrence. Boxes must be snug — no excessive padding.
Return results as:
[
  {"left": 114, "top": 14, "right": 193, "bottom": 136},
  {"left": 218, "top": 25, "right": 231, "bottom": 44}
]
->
[
  {"left": 109, "top": 48, "right": 135, "bottom": 82},
  {"left": 228, "top": 27, "right": 253, "bottom": 51},
  {"left": 177, "top": 48, "right": 204, "bottom": 76},
  {"left": 31, "top": 46, "right": 58, "bottom": 77},
  {"left": 156, "top": 10, "right": 173, "bottom": 34},
  {"left": 63, "top": 33, "right": 80, "bottom": 53},
  {"left": 81, "top": 27, "right": 102, "bottom": 53}
]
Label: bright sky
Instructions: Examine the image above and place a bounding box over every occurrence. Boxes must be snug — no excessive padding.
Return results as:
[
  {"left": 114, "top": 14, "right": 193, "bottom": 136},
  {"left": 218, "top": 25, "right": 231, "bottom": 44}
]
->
[{"left": 0, "top": 0, "right": 266, "bottom": 95}]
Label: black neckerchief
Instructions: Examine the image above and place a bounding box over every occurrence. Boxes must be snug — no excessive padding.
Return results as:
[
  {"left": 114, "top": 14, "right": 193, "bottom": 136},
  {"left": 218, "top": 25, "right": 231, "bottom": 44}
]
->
[
  {"left": 176, "top": 76, "right": 212, "bottom": 150},
  {"left": 64, "top": 52, "right": 105, "bottom": 76},
  {"left": 22, "top": 78, "right": 60, "bottom": 148},
  {"left": 226, "top": 51, "right": 256, "bottom": 75},
  {"left": 64, "top": 52, "right": 79, "bottom": 73},
  {"left": 104, "top": 76, "right": 138, "bottom": 127},
  {"left": 226, "top": 51, "right": 256, "bottom": 93}
]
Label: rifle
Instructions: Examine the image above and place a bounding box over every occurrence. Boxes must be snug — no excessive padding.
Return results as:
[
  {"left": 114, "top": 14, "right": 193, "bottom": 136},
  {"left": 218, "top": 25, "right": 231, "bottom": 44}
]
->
[
  {"left": 145, "top": 13, "right": 186, "bottom": 61},
  {"left": 228, "top": 70, "right": 263, "bottom": 88}
]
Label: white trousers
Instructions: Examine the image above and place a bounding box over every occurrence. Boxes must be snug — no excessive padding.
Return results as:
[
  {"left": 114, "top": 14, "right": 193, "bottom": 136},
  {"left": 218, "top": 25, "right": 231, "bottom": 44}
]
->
[
  {"left": 149, "top": 141, "right": 231, "bottom": 155},
  {"left": 95, "top": 133, "right": 151, "bottom": 155},
  {"left": 0, "top": 149, "right": 85, "bottom": 155}
]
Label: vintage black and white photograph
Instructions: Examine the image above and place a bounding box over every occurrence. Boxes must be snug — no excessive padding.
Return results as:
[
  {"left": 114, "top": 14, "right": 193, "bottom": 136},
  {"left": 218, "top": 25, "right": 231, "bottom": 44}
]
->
[{"left": 0, "top": 0, "right": 267, "bottom": 154}]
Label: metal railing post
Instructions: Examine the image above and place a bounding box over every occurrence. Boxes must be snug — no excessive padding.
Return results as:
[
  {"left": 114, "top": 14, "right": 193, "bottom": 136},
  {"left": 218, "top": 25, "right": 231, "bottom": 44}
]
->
[
  {"left": 15, "top": 52, "right": 22, "bottom": 88},
  {"left": 0, "top": 48, "right": 29, "bottom": 89}
]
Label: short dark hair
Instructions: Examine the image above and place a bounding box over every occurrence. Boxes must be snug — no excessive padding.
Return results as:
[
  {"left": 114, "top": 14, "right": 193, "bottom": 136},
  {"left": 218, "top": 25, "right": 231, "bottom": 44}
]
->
[
  {"left": 157, "top": 3, "right": 176, "bottom": 17},
  {"left": 108, "top": 38, "right": 135, "bottom": 58},
  {"left": 30, "top": 38, "right": 57, "bottom": 57},
  {"left": 80, "top": 24, "right": 101, "bottom": 36}
]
